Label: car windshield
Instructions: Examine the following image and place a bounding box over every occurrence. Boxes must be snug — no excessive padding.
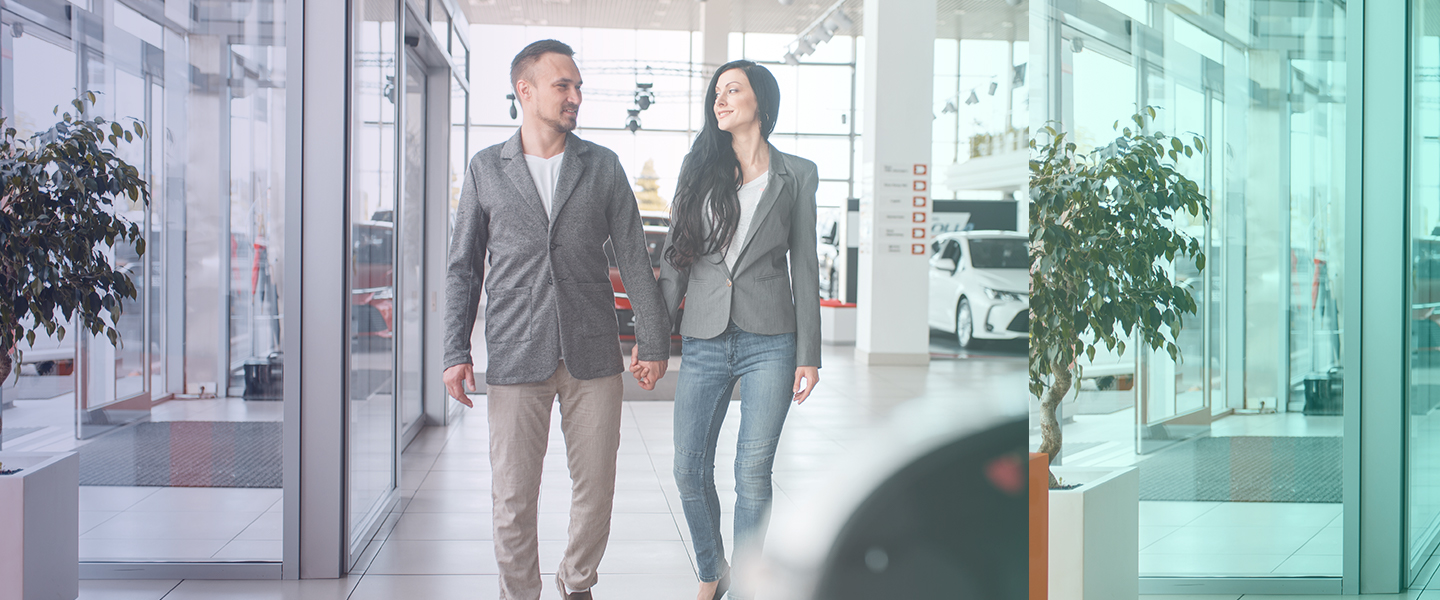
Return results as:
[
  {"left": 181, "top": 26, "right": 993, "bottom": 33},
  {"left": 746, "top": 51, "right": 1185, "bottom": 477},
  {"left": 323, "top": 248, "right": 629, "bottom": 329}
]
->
[{"left": 967, "top": 237, "right": 1028, "bottom": 269}]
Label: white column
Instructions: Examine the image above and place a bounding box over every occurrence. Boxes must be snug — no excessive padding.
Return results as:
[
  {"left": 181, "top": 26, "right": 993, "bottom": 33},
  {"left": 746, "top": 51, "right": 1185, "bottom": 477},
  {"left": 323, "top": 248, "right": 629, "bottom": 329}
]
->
[
  {"left": 855, "top": 0, "right": 934, "bottom": 366},
  {"left": 699, "top": 0, "right": 730, "bottom": 72}
]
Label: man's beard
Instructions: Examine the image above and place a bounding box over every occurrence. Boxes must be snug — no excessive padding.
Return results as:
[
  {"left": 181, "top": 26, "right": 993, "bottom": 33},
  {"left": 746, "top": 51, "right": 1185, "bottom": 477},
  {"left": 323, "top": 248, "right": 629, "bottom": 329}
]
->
[{"left": 543, "top": 105, "right": 579, "bottom": 133}]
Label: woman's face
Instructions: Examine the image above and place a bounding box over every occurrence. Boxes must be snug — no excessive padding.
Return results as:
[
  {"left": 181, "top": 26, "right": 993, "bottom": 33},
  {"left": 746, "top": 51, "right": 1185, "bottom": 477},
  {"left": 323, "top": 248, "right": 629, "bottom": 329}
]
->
[{"left": 714, "top": 68, "right": 760, "bottom": 134}]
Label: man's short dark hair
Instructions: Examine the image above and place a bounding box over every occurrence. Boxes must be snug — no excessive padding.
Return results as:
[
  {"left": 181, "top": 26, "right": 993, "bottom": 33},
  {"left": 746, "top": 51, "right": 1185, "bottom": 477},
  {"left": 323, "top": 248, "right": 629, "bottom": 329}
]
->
[{"left": 511, "top": 39, "right": 575, "bottom": 91}]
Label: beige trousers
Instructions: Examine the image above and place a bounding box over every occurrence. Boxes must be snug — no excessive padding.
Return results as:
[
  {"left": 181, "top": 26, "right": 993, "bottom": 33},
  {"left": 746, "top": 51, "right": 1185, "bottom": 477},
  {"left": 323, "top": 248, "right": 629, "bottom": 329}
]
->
[{"left": 487, "top": 361, "right": 624, "bottom": 600}]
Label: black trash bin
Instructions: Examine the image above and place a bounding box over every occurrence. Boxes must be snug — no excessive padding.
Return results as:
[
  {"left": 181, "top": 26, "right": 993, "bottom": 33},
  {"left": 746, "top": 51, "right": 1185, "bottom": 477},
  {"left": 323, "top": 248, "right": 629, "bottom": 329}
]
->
[
  {"left": 243, "top": 352, "right": 283, "bottom": 401},
  {"left": 1302, "top": 367, "right": 1343, "bottom": 416}
]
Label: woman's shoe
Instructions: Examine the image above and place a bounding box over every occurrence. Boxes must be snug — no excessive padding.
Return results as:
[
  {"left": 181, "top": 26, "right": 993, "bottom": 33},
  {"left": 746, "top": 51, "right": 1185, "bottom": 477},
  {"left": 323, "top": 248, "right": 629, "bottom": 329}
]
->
[{"left": 711, "top": 571, "right": 730, "bottom": 600}]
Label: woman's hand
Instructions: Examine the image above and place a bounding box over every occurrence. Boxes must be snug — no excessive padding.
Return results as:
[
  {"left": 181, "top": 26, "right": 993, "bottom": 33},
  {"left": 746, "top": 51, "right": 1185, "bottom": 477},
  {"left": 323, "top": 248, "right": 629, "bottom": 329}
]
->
[{"left": 793, "top": 366, "right": 819, "bottom": 404}]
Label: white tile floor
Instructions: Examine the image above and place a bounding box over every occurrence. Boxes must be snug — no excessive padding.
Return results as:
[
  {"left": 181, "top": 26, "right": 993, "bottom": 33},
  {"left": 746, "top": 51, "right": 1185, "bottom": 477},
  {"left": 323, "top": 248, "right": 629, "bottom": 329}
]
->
[{"left": 77, "top": 342, "right": 1031, "bottom": 599}]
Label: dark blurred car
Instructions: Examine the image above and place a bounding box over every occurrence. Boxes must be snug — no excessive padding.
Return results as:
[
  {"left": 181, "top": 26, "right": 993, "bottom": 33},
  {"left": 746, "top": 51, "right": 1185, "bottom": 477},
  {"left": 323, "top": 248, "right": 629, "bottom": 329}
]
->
[
  {"left": 604, "top": 211, "right": 683, "bottom": 346},
  {"left": 817, "top": 219, "right": 841, "bottom": 300},
  {"left": 352, "top": 220, "right": 395, "bottom": 341}
]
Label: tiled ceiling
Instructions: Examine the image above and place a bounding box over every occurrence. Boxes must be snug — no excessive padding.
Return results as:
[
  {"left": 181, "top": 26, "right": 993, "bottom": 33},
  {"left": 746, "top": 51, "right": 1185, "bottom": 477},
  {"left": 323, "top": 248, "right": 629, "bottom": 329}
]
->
[{"left": 459, "top": 0, "right": 1026, "bottom": 41}]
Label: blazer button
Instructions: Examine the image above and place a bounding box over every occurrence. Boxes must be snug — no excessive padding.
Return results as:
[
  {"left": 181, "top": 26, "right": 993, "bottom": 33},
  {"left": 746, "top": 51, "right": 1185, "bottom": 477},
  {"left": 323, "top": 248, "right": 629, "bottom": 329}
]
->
[{"left": 727, "top": 279, "right": 732, "bottom": 287}]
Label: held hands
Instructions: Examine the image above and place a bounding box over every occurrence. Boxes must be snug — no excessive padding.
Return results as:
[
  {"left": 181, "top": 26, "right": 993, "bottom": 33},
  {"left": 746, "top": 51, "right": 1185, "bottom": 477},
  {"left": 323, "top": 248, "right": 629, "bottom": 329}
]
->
[
  {"left": 629, "top": 344, "right": 669, "bottom": 391},
  {"left": 443, "top": 363, "right": 477, "bottom": 408},
  {"left": 793, "top": 366, "right": 819, "bottom": 404}
]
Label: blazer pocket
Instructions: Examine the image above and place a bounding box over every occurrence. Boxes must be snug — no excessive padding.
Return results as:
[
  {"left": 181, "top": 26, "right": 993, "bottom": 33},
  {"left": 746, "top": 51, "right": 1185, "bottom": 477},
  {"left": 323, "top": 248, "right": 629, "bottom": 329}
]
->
[
  {"left": 485, "top": 287, "right": 533, "bottom": 343},
  {"left": 755, "top": 272, "right": 788, "bottom": 283}
]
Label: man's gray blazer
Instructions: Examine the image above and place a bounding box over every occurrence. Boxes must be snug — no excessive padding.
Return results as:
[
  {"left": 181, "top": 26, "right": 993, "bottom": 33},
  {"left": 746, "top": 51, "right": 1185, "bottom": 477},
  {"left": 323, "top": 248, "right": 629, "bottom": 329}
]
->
[
  {"left": 443, "top": 130, "right": 671, "bottom": 385},
  {"left": 657, "top": 146, "right": 823, "bottom": 368}
]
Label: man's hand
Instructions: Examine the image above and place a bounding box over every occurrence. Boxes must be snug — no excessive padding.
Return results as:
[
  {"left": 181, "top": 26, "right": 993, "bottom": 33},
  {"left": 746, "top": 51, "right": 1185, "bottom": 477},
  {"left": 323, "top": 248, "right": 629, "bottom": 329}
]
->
[
  {"left": 629, "top": 344, "right": 669, "bottom": 390},
  {"left": 444, "top": 363, "right": 477, "bottom": 408},
  {"left": 793, "top": 366, "right": 819, "bottom": 404}
]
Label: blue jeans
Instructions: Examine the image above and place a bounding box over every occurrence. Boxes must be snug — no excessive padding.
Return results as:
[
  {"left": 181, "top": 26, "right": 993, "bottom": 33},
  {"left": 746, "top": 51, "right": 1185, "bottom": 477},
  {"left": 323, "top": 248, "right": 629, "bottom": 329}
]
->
[{"left": 673, "top": 323, "right": 796, "bottom": 596}]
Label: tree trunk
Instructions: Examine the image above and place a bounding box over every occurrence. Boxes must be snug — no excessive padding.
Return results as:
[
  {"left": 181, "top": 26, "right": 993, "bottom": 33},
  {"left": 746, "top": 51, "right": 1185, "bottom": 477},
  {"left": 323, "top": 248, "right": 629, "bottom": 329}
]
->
[
  {"left": 1037, "top": 362, "right": 1073, "bottom": 489},
  {"left": 0, "top": 350, "right": 8, "bottom": 451}
]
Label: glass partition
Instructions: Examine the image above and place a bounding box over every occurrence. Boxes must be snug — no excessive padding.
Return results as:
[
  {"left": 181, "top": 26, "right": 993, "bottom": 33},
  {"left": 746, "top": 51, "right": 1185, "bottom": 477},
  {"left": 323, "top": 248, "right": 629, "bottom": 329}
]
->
[
  {"left": 1035, "top": 0, "right": 1348, "bottom": 580},
  {"left": 1411, "top": 0, "right": 1440, "bottom": 579},
  {"left": 0, "top": 0, "right": 289, "bottom": 565}
]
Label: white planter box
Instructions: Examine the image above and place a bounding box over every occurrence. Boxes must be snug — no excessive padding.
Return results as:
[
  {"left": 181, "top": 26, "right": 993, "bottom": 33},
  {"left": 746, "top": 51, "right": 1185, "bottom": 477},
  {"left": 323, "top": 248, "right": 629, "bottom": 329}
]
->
[
  {"left": 1048, "top": 466, "right": 1138, "bottom": 600},
  {"left": 0, "top": 452, "right": 79, "bottom": 600},
  {"left": 820, "top": 303, "right": 856, "bottom": 345}
]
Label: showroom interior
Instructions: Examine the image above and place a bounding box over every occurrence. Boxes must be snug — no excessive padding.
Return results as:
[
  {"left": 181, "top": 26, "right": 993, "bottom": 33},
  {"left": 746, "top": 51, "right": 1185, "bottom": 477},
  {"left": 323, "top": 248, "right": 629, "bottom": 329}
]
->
[
  {"left": 0, "top": 0, "right": 1030, "bottom": 597},
  {"left": 15, "top": 0, "right": 1440, "bottom": 597}
]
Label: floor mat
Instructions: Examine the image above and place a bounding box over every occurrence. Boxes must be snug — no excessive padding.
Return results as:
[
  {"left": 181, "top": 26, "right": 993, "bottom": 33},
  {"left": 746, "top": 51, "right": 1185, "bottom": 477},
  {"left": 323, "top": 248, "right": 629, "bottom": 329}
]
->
[
  {"left": 79, "top": 421, "right": 281, "bottom": 488},
  {"left": 1138, "top": 436, "right": 1340, "bottom": 503}
]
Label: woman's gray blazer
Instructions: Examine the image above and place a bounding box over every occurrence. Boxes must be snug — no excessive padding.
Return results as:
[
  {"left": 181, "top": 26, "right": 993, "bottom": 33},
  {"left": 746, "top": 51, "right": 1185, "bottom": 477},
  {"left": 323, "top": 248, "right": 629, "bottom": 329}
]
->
[{"left": 657, "top": 146, "right": 823, "bottom": 368}]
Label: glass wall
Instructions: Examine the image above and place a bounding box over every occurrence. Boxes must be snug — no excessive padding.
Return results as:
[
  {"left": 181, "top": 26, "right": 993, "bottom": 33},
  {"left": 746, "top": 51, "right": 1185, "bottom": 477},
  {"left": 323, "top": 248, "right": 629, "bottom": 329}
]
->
[
  {"left": 0, "top": 0, "right": 290, "bottom": 564},
  {"left": 1412, "top": 0, "right": 1440, "bottom": 579},
  {"left": 1034, "top": 0, "right": 1348, "bottom": 580}
]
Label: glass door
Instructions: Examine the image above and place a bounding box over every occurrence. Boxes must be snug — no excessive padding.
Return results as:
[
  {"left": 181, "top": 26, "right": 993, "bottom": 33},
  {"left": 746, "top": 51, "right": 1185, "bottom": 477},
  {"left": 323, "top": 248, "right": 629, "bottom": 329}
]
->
[
  {"left": 1134, "top": 36, "right": 1213, "bottom": 454},
  {"left": 349, "top": 0, "right": 400, "bottom": 562},
  {"left": 76, "top": 21, "right": 152, "bottom": 438},
  {"left": 399, "top": 49, "right": 426, "bottom": 445},
  {"left": 0, "top": 10, "right": 82, "bottom": 448}
]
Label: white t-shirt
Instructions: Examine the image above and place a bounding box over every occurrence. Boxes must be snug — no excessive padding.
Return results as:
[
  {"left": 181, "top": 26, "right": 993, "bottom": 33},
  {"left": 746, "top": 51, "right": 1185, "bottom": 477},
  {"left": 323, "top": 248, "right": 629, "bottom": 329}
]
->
[
  {"left": 524, "top": 152, "right": 565, "bottom": 217},
  {"left": 725, "top": 171, "right": 769, "bottom": 270}
]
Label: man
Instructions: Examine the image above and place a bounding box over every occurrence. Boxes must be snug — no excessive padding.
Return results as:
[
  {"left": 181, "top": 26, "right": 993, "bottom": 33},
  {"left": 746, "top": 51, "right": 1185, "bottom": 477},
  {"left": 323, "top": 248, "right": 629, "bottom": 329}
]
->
[{"left": 442, "top": 39, "right": 672, "bottom": 600}]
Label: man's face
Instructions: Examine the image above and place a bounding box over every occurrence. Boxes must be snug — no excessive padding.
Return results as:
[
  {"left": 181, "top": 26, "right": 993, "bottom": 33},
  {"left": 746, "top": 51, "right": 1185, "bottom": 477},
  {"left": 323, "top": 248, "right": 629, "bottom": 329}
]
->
[{"left": 518, "top": 53, "right": 582, "bottom": 134}]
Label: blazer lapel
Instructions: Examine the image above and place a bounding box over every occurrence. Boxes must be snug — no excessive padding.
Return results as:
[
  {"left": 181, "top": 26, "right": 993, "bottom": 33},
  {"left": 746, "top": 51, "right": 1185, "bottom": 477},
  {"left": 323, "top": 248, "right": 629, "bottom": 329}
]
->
[
  {"left": 732, "top": 145, "right": 789, "bottom": 268},
  {"left": 548, "top": 133, "right": 590, "bottom": 230},
  {"left": 500, "top": 130, "right": 552, "bottom": 227}
]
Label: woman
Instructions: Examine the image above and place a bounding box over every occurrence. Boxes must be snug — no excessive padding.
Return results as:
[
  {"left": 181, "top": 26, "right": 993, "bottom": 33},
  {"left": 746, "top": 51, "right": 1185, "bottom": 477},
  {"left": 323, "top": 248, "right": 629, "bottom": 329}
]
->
[{"left": 635, "top": 59, "right": 822, "bottom": 600}]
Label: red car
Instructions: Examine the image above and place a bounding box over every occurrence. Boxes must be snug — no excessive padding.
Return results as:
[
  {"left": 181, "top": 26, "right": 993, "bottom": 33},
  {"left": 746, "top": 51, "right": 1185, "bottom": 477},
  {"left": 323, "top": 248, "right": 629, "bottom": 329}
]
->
[
  {"left": 605, "top": 212, "right": 682, "bottom": 346},
  {"left": 351, "top": 220, "right": 395, "bottom": 341}
]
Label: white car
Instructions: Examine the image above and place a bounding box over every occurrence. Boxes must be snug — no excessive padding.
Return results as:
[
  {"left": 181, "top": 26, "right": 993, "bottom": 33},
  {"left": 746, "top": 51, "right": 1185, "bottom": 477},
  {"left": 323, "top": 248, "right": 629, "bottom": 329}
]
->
[{"left": 927, "top": 231, "right": 1029, "bottom": 348}]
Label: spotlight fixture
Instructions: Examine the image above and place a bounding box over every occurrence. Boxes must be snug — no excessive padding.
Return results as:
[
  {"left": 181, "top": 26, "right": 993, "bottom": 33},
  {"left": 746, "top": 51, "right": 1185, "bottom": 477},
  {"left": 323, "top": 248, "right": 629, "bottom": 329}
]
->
[
  {"left": 506, "top": 93, "right": 518, "bottom": 119},
  {"left": 1071, "top": 37, "right": 1084, "bottom": 53},
  {"left": 10, "top": 21, "right": 22, "bottom": 38},
  {"left": 1012, "top": 64, "right": 1027, "bottom": 87},
  {"left": 988, "top": 81, "right": 998, "bottom": 96},
  {"left": 941, "top": 100, "right": 958, "bottom": 115},
  {"left": 784, "top": 2, "right": 850, "bottom": 65},
  {"left": 635, "top": 83, "right": 655, "bottom": 111},
  {"left": 965, "top": 90, "right": 979, "bottom": 106},
  {"left": 625, "top": 109, "right": 641, "bottom": 133}
]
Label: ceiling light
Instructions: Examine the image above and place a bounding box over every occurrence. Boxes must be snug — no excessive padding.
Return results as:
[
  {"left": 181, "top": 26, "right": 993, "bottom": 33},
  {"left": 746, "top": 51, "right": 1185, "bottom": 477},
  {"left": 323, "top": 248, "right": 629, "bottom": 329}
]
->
[
  {"left": 965, "top": 90, "right": 979, "bottom": 105},
  {"left": 829, "top": 9, "right": 852, "bottom": 29},
  {"left": 813, "top": 26, "right": 833, "bottom": 43},
  {"left": 783, "top": 52, "right": 800, "bottom": 66},
  {"left": 988, "top": 81, "right": 998, "bottom": 95},
  {"left": 796, "top": 38, "right": 815, "bottom": 55},
  {"left": 941, "top": 100, "right": 957, "bottom": 114}
]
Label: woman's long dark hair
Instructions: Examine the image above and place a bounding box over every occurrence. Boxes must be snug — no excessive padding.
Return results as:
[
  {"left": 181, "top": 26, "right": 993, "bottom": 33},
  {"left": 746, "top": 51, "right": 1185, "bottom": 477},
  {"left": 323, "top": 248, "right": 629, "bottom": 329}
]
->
[{"left": 665, "top": 60, "right": 781, "bottom": 271}]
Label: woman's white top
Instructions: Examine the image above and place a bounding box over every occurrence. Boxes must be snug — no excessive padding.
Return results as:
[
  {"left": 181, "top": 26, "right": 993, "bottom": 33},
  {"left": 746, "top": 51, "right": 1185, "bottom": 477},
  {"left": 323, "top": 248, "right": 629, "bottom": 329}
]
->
[{"left": 724, "top": 170, "right": 769, "bottom": 270}]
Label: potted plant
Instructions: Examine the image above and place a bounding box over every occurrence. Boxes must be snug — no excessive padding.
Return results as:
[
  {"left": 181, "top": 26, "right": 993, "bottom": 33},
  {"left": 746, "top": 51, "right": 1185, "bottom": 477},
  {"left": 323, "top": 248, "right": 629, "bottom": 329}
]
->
[
  {"left": 1029, "top": 108, "right": 1209, "bottom": 599},
  {"left": 0, "top": 93, "right": 149, "bottom": 446}
]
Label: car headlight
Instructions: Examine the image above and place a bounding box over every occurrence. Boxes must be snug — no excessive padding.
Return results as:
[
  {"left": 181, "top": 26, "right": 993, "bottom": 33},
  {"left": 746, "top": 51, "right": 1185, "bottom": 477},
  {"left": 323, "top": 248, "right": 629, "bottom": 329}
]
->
[{"left": 983, "top": 288, "right": 1027, "bottom": 303}]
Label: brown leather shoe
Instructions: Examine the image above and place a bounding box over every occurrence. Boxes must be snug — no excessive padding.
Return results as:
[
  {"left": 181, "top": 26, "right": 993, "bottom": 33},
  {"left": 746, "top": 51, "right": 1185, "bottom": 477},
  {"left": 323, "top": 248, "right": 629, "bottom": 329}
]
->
[{"left": 556, "top": 575, "right": 593, "bottom": 600}]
